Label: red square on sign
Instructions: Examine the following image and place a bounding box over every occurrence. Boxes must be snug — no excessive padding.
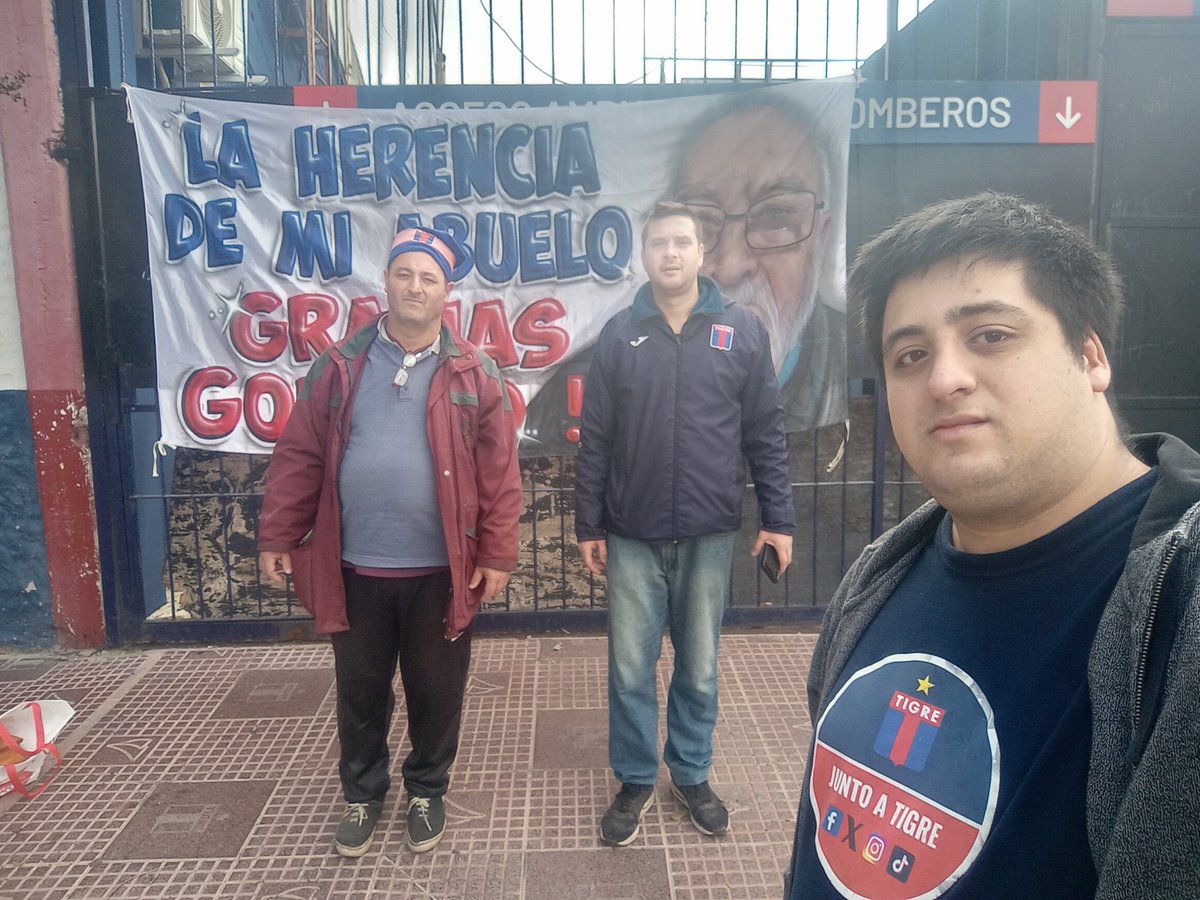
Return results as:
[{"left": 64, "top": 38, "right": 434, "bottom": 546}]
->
[
  {"left": 293, "top": 86, "right": 358, "bottom": 109},
  {"left": 1038, "top": 82, "right": 1097, "bottom": 145},
  {"left": 1107, "top": 0, "right": 1192, "bottom": 16}
]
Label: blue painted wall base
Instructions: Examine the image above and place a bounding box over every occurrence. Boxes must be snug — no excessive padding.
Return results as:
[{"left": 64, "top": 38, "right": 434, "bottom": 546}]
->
[{"left": 0, "top": 390, "right": 53, "bottom": 647}]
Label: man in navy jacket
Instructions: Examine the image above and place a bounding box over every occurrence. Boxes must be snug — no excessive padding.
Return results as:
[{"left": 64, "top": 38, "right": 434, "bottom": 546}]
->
[{"left": 576, "top": 202, "right": 795, "bottom": 845}]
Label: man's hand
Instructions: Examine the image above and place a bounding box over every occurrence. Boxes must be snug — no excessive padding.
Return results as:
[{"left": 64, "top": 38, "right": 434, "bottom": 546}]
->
[
  {"left": 578, "top": 539, "right": 608, "bottom": 577},
  {"left": 469, "top": 565, "right": 511, "bottom": 602},
  {"left": 260, "top": 550, "right": 293, "bottom": 587},
  {"left": 750, "top": 531, "right": 793, "bottom": 575}
]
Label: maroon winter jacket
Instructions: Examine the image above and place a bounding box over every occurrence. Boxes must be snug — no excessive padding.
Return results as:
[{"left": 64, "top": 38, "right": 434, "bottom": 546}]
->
[{"left": 258, "top": 317, "right": 522, "bottom": 638}]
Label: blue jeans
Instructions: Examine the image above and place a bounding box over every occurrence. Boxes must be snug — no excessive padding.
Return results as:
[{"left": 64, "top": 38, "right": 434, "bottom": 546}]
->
[{"left": 606, "top": 531, "right": 736, "bottom": 786}]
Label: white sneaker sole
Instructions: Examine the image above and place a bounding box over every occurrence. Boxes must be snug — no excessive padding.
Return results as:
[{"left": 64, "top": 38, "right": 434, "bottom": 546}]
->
[
  {"left": 671, "top": 784, "right": 728, "bottom": 836},
  {"left": 407, "top": 828, "right": 445, "bottom": 853},
  {"left": 334, "top": 833, "right": 375, "bottom": 858}
]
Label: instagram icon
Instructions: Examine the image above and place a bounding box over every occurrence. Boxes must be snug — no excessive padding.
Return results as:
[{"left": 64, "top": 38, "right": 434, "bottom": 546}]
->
[{"left": 863, "top": 833, "right": 887, "bottom": 864}]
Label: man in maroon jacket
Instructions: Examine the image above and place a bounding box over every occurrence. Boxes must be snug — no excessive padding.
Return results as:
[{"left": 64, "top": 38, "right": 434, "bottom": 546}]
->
[{"left": 258, "top": 227, "right": 522, "bottom": 858}]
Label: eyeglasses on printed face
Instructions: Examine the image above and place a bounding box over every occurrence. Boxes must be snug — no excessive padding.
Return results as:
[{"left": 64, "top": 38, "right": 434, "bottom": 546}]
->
[{"left": 682, "top": 190, "right": 826, "bottom": 252}]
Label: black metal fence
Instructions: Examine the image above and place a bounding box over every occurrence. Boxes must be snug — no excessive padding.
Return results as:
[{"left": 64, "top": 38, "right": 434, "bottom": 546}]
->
[
  {"left": 73, "top": 0, "right": 1095, "bottom": 640},
  {"left": 128, "top": 390, "right": 929, "bottom": 635},
  {"left": 107, "top": 1, "right": 1085, "bottom": 91}
]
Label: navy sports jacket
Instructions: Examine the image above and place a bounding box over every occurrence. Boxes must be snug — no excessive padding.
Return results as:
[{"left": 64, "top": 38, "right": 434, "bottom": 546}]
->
[{"left": 574, "top": 276, "right": 795, "bottom": 543}]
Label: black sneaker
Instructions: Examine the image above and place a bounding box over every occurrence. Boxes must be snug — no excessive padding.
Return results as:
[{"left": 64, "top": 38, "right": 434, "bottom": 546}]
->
[
  {"left": 671, "top": 780, "right": 729, "bottom": 835},
  {"left": 406, "top": 795, "right": 446, "bottom": 852},
  {"left": 333, "top": 800, "right": 384, "bottom": 857},
  {"left": 600, "top": 783, "right": 655, "bottom": 846}
]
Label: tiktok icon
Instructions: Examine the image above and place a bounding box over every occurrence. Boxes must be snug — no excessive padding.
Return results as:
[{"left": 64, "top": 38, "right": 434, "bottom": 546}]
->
[{"left": 887, "top": 845, "right": 915, "bottom": 884}]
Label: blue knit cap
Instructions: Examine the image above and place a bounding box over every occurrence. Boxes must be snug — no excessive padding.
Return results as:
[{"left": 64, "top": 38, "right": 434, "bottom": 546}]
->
[{"left": 387, "top": 227, "right": 469, "bottom": 281}]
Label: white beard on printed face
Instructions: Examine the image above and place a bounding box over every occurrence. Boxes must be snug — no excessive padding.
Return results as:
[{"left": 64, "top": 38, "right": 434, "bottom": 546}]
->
[{"left": 722, "top": 277, "right": 817, "bottom": 376}]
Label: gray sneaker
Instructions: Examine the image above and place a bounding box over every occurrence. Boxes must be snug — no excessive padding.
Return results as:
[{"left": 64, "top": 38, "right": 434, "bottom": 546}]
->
[
  {"left": 406, "top": 795, "right": 446, "bottom": 852},
  {"left": 671, "top": 780, "right": 729, "bottom": 835},
  {"left": 333, "top": 800, "right": 384, "bottom": 857},
  {"left": 600, "top": 783, "right": 655, "bottom": 846}
]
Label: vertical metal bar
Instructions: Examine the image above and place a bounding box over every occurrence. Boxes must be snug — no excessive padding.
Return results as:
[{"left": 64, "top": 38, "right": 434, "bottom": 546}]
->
[
  {"left": 188, "top": 455, "right": 207, "bottom": 617},
  {"left": 870, "top": 384, "right": 887, "bottom": 538},
  {"left": 430, "top": 0, "right": 440, "bottom": 84},
  {"left": 703, "top": 0, "right": 708, "bottom": 81},
  {"left": 581, "top": 0, "right": 587, "bottom": 83},
  {"left": 114, "top": 0, "right": 127, "bottom": 84},
  {"left": 303, "top": 1, "right": 313, "bottom": 84},
  {"left": 794, "top": 0, "right": 801, "bottom": 79},
  {"left": 457, "top": 0, "right": 465, "bottom": 82},
  {"left": 241, "top": 0, "right": 250, "bottom": 84},
  {"left": 363, "top": 0, "right": 371, "bottom": 86},
  {"left": 1004, "top": 0, "right": 1012, "bottom": 81},
  {"left": 147, "top": 0, "right": 159, "bottom": 87},
  {"left": 284, "top": 562, "right": 295, "bottom": 616},
  {"left": 885, "top": 0, "right": 899, "bottom": 80},
  {"left": 641, "top": 0, "right": 647, "bottom": 83},
  {"left": 1034, "top": 0, "right": 1042, "bottom": 77},
  {"left": 178, "top": 0, "right": 189, "bottom": 87},
  {"left": 160, "top": 452, "right": 178, "bottom": 618},
  {"left": 855, "top": 0, "right": 862, "bottom": 69},
  {"left": 247, "top": 489, "right": 261, "bottom": 619},
  {"left": 732, "top": 0, "right": 738, "bottom": 81},
  {"left": 519, "top": 0, "right": 526, "bottom": 83},
  {"left": 974, "top": 0, "right": 981, "bottom": 77},
  {"left": 530, "top": 463, "right": 540, "bottom": 610},
  {"left": 331, "top": 0, "right": 340, "bottom": 84},
  {"left": 672, "top": 0, "right": 678, "bottom": 82},
  {"left": 489, "top": 0, "right": 496, "bottom": 84},
  {"left": 839, "top": 422, "right": 850, "bottom": 575},
  {"left": 273, "top": 0, "right": 284, "bottom": 86},
  {"left": 763, "top": 0, "right": 769, "bottom": 80},
  {"left": 550, "top": 0, "right": 556, "bottom": 83},
  {"left": 810, "top": 423, "right": 819, "bottom": 606},
  {"left": 417, "top": 0, "right": 425, "bottom": 84},
  {"left": 217, "top": 455, "right": 235, "bottom": 617},
  {"left": 559, "top": 457, "right": 568, "bottom": 609},
  {"left": 611, "top": 0, "right": 617, "bottom": 83},
  {"left": 824, "top": 0, "right": 832, "bottom": 78},
  {"left": 397, "top": 0, "right": 405, "bottom": 84},
  {"left": 209, "top": 0, "right": 218, "bottom": 84}
]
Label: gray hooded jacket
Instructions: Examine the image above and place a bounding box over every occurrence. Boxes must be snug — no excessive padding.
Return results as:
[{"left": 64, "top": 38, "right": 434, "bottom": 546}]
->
[{"left": 795, "top": 433, "right": 1200, "bottom": 898}]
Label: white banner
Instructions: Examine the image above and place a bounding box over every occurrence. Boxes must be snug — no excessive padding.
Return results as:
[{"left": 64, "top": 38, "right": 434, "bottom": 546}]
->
[{"left": 126, "top": 80, "right": 854, "bottom": 455}]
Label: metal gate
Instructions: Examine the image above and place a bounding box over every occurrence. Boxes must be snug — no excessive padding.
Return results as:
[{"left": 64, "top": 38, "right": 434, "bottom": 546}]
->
[
  {"left": 64, "top": 0, "right": 1106, "bottom": 643},
  {"left": 72, "top": 85, "right": 930, "bottom": 644}
]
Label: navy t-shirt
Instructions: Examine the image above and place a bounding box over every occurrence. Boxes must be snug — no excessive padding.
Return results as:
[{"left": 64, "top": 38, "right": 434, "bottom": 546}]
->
[{"left": 790, "top": 470, "right": 1155, "bottom": 900}]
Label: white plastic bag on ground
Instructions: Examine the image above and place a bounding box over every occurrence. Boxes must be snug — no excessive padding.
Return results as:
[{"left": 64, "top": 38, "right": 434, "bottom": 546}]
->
[{"left": 0, "top": 700, "right": 76, "bottom": 798}]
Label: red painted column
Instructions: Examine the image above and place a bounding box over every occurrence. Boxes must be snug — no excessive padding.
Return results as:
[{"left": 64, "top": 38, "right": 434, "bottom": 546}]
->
[{"left": 0, "top": 2, "right": 105, "bottom": 646}]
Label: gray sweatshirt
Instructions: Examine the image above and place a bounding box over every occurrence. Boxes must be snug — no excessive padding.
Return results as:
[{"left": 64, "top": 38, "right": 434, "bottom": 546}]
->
[{"left": 793, "top": 433, "right": 1200, "bottom": 899}]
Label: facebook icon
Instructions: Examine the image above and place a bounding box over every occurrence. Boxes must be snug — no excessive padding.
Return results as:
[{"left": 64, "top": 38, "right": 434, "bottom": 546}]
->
[{"left": 822, "top": 805, "right": 845, "bottom": 836}]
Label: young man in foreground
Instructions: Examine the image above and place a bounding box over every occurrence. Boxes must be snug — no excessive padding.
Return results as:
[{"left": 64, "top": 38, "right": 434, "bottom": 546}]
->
[{"left": 787, "top": 194, "right": 1200, "bottom": 898}]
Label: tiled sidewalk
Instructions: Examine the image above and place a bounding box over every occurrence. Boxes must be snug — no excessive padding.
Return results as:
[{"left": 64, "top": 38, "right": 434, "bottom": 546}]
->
[{"left": 0, "top": 634, "right": 817, "bottom": 899}]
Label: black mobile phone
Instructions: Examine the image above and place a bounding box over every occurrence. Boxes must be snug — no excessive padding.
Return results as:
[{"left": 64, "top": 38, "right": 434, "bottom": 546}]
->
[{"left": 759, "top": 544, "right": 781, "bottom": 583}]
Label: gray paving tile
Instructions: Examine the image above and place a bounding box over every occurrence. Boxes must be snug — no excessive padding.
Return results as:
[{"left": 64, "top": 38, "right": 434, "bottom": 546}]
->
[
  {"left": 526, "top": 847, "right": 671, "bottom": 899},
  {"left": 213, "top": 669, "right": 334, "bottom": 719},
  {"left": 533, "top": 708, "right": 608, "bottom": 770},
  {"left": 0, "top": 659, "right": 60, "bottom": 683},
  {"left": 103, "top": 780, "right": 277, "bottom": 860}
]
